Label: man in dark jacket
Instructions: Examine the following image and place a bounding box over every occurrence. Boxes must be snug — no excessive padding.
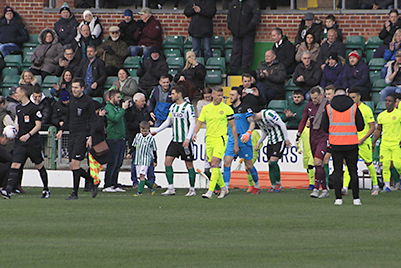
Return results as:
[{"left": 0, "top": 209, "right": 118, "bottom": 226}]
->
[
  {"left": 51, "top": 90, "right": 70, "bottom": 130},
  {"left": 238, "top": 73, "right": 266, "bottom": 112},
  {"left": 130, "top": 8, "right": 163, "bottom": 59},
  {"left": 54, "top": 3, "right": 79, "bottom": 46},
  {"left": 255, "top": 50, "right": 287, "bottom": 105},
  {"left": 227, "top": 0, "right": 260, "bottom": 74},
  {"left": 137, "top": 47, "right": 169, "bottom": 98},
  {"left": 184, "top": 0, "right": 216, "bottom": 61},
  {"left": 295, "top": 12, "right": 322, "bottom": 45},
  {"left": 317, "top": 29, "right": 346, "bottom": 68},
  {"left": 336, "top": 51, "right": 371, "bottom": 100},
  {"left": 148, "top": 75, "right": 173, "bottom": 127},
  {"left": 30, "top": 86, "right": 53, "bottom": 126},
  {"left": 0, "top": 6, "right": 29, "bottom": 57},
  {"left": 321, "top": 88, "right": 364, "bottom": 206},
  {"left": 293, "top": 51, "right": 322, "bottom": 96},
  {"left": 78, "top": 45, "right": 107, "bottom": 97},
  {"left": 271, "top": 27, "right": 296, "bottom": 74},
  {"left": 118, "top": 9, "right": 139, "bottom": 47},
  {"left": 58, "top": 44, "right": 82, "bottom": 76},
  {"left": 74, "top": 24, "right": 97, "bottom": 59}
]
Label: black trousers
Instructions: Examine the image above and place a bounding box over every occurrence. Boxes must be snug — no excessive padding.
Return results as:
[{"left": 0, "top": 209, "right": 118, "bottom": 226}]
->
[
  {"left": 230, "top": 33, "right": 256, "bottom": 74},
  {"left": 0, "top": 145, "right": 12, "bottom": 188},
  {"left": 331, "top": 148, "right": 360, "bottom": 199}
]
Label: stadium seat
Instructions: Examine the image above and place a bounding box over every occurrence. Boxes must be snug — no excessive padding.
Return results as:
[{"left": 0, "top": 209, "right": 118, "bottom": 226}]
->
[
  {"left": 163, "top": 35, "right": 184, "bottom": 50},
  {"left": 1, "top": 88, "right": 11, "bottom": 96},
  {"left": 364, "top": 101, "right": 375, "bottom": 111},
  {"left": 267, "top": 100, "right": 288, "bottom": 113},
  {"left": 4, "top": 55, "right": 22, "bottom": 69},
  {"left": 123, "top": 56, "right": 142, "bottom": 69},
  {"left": 197, "top": 57, "right": 205, "bottom": 66},
  {"left": 168, "top": 68, "right": 178, "bottom": 77},
  {"left": 104, "top": 76, "right": 118, "bottom": 89},
  {"left": 225, "top": 49, "right": 232, "bottom": 64},
  {"left": 368, "top": 58, "right": 386, "bottom": 71},
  {"left": 211, "top": 48, "right": 222, "bottom": 57},
  {"left": 205, "top": 69, "right": 222, "bottom": 85},
  {"left": 184, "top": 36, "right": 192, "bottom": 50},
  {"left": 42, "top": 88, "right": 52, "bottom": 98},
  {"left": 365, "top": 49, "right": 376, "bottom": 65},
  {"left": 285, "top": 78, "right": 298, "bottom": 91},
  {"left": 371, "top": 92, "right": 381, "bottom": 106},
  {"left": 127, "top": 68, "right": 137, "bottom": 77},
  {"left": 206, "top": 57, "right": 226, "bottom": 73},
  {"left": 0, "top": 74, "right": 19, "bottom": 88},
  {"left": 228, "top": 75, "right": 242, "bottom": 87},
  {"left": 369, "top": 70, "right": 381, "bottom": 82},
  {"left": 92, "top": 97, "right": 103, "bottom": 104},
  {"left": 166, "top": 57, "right": 184, "bottom": 69},
  {"left": 22, "top": 47, "right": 35, "bottom": 68},
  {"left": 211, "top": 36, "right": 225, "bottom": 51},
  {"left": 371, "top": 79, "right": 388, "bottom": 91},
  {"left": 345, "top": 35, "right": 365, "bottom": 49},
  {"left": 1, "top": 67, "right": 19, "bottom": 78},
  {"left": 225, "top": 36, "right": 233, "bottom": 50},
  {"left": 163, "top": 48, "right": 182, "bottom": 58},
  {"left": 42, "top": 75, "right": 59, "bottom": 87},
  {"left": 374, "top": 101, "right": 386, "bottom": 116},
  {"left": 366, "top": 36, "right": 383, "bottom": 49},
  {"left": 23, "top": 34, "right": 39, "bottom": 48}
]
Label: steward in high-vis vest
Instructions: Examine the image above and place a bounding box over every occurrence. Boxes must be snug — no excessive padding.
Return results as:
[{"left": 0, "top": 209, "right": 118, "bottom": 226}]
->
[{"left": 321, "top": 88, "right": 364, "bottom": 206}]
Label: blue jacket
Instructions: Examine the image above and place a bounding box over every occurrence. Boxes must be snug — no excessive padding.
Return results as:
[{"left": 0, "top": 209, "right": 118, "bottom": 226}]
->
[
  {"left": 320, "top": 62, "right": 343, "bottom": 88},
  {"left": 335, "top": 60, "right": 370, "bottom": 90},
  {"left": 147, "top": 85, "right": 173, "bottom": 122},
  {"left": 384, "top": 43, "right": 401, "bottom": 61}
]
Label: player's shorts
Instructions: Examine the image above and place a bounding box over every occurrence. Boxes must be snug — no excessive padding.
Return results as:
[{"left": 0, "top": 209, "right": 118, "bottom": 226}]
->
[
  {"left": 68, "top": 133, "right": 88, "bottom": 161},
  {"left": 225, "top": 138, "right": 253, "bottom": 160},
  {"left": 166, "top": 141, "right": 194, "bottom": 161},
  {"left": 359, "top": 139, "right": 373, "bottom": 163},
  {"left": 12, "top": 139, "right": 43, "bottom": 164},
  {"left": 206, "top": 136, "right": 227, "bottom": 162},
  {"left": 266, "top": 141, "right": 285, "bottom": 159},
  {"left": 310, "top": 137, "right": 328, "bottom": 160},
  {"left": 136, "top": 165, "right": 149, "bottom": 179},
  {"left": 380, "top": 143, "right": 401, "bottom": 164}
]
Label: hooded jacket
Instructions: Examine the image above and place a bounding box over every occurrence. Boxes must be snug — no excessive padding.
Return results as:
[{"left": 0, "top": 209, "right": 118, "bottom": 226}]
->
[
  {"left": 137, "top": 56, "right": 169, "bottom": 95},
  {"left": 321, "top": 95, "right": 364, "bottom": 151},
  {"left": 31, "top": 29, "right": 64, "bottom": 75},
  {"left": 54, "top": 14, "right": 79, "bottom": 45},
  {"left": 0, "top": 10, "right": 29, "bottom": 47},
  {"left": 184, "top": 0, "right": 216, "bottom": 38},
  {"left": 227, "top": 0, "right": 260, "bottom": 38}
]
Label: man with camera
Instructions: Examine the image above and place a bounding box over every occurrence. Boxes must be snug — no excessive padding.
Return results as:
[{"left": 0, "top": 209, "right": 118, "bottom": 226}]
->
[{"left": 382, "top": 50, "right": 401, "bottom": 100}]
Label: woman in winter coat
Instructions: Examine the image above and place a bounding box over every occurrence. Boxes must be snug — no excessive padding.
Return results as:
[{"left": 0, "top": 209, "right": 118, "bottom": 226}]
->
[
  {"left": 30, "top": 29, "right": 64, "bottom": 79},
  {"left": 113, "top": 68, "right": 138, "bottom": 101},
  {"left": 174, "top": 50, "right": 206, "bottom": 91},
  {"left": 295, "top": 33, "right": 320, "bottom": 63},
  {"left": 75, "top": 10, "right": 103, "bottom": 47},
  {"left": 51, "top": 69, "right": 73, "bottom": 98},
  {"left": 19, "top": 70, "right": 39, "bottom": 86}
]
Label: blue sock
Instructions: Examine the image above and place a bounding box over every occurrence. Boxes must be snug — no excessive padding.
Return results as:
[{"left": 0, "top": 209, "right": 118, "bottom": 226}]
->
[
  {"left": 223, "top": 166, "right": 231, "bottom": 186},
  {"left": 248, "top": 167, "right": 259, "bottom": 187}
]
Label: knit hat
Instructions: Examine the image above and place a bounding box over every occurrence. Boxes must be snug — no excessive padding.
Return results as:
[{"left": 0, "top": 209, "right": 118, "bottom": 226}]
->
[
  {"left": 59, "top": 90, "right": 70, "bottom": 101},
  {"left": 83, "top": 10, "right": 93, "bottom": 19},
  {"left": 328, "top": 52, "right": 338, "bottom": 62},
  {"left": 123, "top": 9, "right": 133, "bottom": 17},
  {"left": 348, "top": 50, "right": 361, "bottom": 60},
  {"left": 3, "top": 6, "right": 14, "bottom": 15},
  {"left": 59, "top": 2, "right": 70, "bottom": 14},
  {"left": 149, "top": 47, "right": 160, "bottom": 55}
]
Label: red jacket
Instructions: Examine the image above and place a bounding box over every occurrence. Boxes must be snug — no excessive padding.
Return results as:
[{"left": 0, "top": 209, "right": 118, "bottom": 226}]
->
[{"left": 137, "top": 16, "right": 163, "bottom": 49}]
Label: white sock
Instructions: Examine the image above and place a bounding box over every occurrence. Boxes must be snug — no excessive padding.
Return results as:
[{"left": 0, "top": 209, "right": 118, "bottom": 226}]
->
[
  {"left": 255, "top": 183, "right": 259, "bottom": 188},
  {"left": 385, "top": 182, "right": 390, "bottom": 188},
  {"left": 168, "top": 184, "right": 174, "bottom": 190},
  {"left": 189, "top": 187, "right": 195, "bottom": 191}
]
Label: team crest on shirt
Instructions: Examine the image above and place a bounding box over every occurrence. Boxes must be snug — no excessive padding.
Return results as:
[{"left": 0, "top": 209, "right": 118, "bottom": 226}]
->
[
  {"left": 219, "top": 110, "right": 224, "bottom": 114},
  {"left": 392, "top": 116, "right": 397, "bottom": 120},
  {"left": 36, "top": 111, "right": 42, "bottom": 118}
]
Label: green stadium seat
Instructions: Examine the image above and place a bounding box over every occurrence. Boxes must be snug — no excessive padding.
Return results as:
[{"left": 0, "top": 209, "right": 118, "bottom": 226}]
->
[
  {"left": 0, "top": 74, "right": 19, "bottom": 88},
  {"left": 365, "top": 49, "right": 376, "bottom": 63},
  {"left": 371, "top": 79, "right": 388, "bottom": 92},
  {"left": 366, "top": 36, "right": 383, "bottom": 49},
  {"left": 206, "top": 57, "right": 226, "bottom": 73},
  {"left": 197, "top": 57, "right": 205, "bottom": 66},
  {"left": 163, "top": 48, "right": 181, "bottom": 58},
  {"left": 41, "top": 75, "right": 59, "bottom": 88},
  {"left": 168, "top": 68, "right": 178, "bottom": 77},
  {"left": 92, "top": 97, "right": 103, "bottom": 104},
  {"left": 369, "top": 70, "right": 381, "bottom": 82},
  {"left": 23, "top": 34, "right": 39, "bottom": 48},
  {"left": 285, "top": 78, "right": 298, "bottom": 91},
  {"left": 211, "top": 48, "right": 222, "bottom": 57},
  {"left": 1, "top": 67, "right": 19, "bottom": 78},
  {"left": 4, "top": 55, "right": 22, "bottom": 69},
  {"left": 225, "top": 49, "right": 232, "bottom": 64},
  {"left": 267, "top": 100, "right": 288, "bottom": 113},
  {"left": 163, "top": 36, "right": 184, "bottom": 50},
  {"left": 211, "top": 36, "right": 225, "bottom": 51},
  {"left": 42, "top": 88, "right": 52, "bottom": 98},
  {"left": 225, "top": 36, "right": 233, "bottom": 50},
  {"left": 104, "top": 76, "right": 118, "bottom": 89},
  {"left": 22, "top": 47, "right": 35, "bottom": 68},
  {"left": 205, "top": 69, "right": 222, "bottom": 85},
  {"left": 2, "top": 88, "right": 11, "bottom": 96},
  {"left": 374, "top": 101, "right": 386, "bottom": 116},
  {"left": 364, "top": 101, "right": 375, "bottom": 111},
  {"left": 345, "top": 35, "right": 365, "bottom": 49},
  {"left": 127, "top": 68, "right": 137, "bottom": 77},
  {"left": 368, "top": 58, "right": 386, "bottom": 71},
  {"left": 166, "top": 57, "right": 184, "bottom": 69},
  {"left": 184, "top": 37, "right": 192, "bottom": 50},
  {"left": 123, "top": 56, "right": 142, "bottom": 69}
]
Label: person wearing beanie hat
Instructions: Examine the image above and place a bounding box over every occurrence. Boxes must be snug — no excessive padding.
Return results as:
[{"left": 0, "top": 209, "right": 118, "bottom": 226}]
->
[
  {"left": 336, "top": 50, "right": 370, "bottom": 99},
  {"left": 119, "top": 9, "right": 140, "bottom": 47},
  {"left": 317, "top": 28, "right": 346, "bottom": 68},
  {"left": 54, "top": 2, "right": 79, "bottom": 46},
  {"left": 293, "top": 51, "right": 322, "bottom": 95},
  {"left": 295, "top": 12, "right": 322, "bottom": 45},
  {"left": 320, "top": 51, "right": 343, "bottom": 88},
  {"left": 75, "top": 10, "right": 103, "bottom": 46},
  {"left": 0, "top": 6, "right": 29, "bottom": 57}
]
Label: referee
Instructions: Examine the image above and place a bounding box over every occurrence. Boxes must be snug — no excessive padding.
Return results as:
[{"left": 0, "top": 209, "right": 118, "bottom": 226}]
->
[{"left": 321, "top": 88, "right": 364, "bottom": 206}]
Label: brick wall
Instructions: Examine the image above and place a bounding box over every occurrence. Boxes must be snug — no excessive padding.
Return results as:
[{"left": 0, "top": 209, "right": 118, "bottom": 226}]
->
[{"left": 1, "top": 0, "right": 387, "bottom": 43}]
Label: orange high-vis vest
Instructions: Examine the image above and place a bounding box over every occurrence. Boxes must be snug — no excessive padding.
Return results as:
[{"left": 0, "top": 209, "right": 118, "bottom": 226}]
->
[{"left": 326, "top": 103, "right": 359, "bottom": 145}]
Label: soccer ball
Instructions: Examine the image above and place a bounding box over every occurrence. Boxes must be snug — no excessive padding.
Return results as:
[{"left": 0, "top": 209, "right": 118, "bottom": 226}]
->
[{"left": 3, "top": 125, "right": 18, "bottom": 139}]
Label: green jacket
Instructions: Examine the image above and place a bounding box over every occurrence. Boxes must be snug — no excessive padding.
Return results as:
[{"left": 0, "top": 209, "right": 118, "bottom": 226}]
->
[
  {"left": 105, "top": 102, "right": 126, "bottom": 139},
  {"left": 283, "top": 100, "right": 306, "bottom": 130}
]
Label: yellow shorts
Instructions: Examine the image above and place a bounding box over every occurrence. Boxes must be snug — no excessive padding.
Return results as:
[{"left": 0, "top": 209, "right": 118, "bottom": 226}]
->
[
  {"left": 380, "top": 143, "right": 401, "bottom": 163},
  {"left": 358, "top": 140, "right": 373, "bottom": 163},
  {"left": 206, "top": 136, "right": 227, "bottom": 162}
]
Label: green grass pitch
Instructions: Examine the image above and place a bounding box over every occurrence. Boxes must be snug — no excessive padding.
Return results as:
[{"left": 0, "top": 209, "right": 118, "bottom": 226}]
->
[{"left": 1, "top": 187, "right": 400, "bottom": 268}]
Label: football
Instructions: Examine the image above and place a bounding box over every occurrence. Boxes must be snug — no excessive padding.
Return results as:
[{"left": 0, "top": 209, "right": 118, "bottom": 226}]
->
[{"left": 3, "top": 125, "right": 18, "bottom": 139}]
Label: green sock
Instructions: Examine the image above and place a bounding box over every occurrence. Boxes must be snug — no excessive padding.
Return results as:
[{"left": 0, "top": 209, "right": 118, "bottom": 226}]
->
[
  {"left": 165, "top": 166, "right": 174, "bottom": 185},
  {"left": 138, "top": 180, "right": 145, "bottom": 193},
  {"left": 391, "top": 167, "right": 400, "bottom": 183},
  {"left": 269, "top": 161, "right": 280, "bottom": 186},
  {"left": 188, "top": 168, "right": 196, "bottom": 187},
  {"left": 324, "top": 164, "right": 329, "bottom": 186},
  {"left": 144, "top": 180, "right": 153, "bottom": 189}
]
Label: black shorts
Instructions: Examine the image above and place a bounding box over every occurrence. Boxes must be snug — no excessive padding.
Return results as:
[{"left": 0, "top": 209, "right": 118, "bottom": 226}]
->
[
  {"left": 166, "top": 141, "right": 194, "bottom": 162},
  {"left": 12, "top": 140, "right": 43, "bottom": 164},
  {"left": 266, "top": 141, "right": 286, "bottom": 159},
  {"left": 68, "top": 134, "right": 88, "bottom": 161}
]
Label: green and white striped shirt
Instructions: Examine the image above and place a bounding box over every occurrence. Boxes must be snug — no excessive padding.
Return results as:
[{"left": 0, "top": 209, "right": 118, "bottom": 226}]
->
[
  {"left": 257, "top": 109, "right": 288, "bottom": 145},
  {"left": 168, "top": 102, "right": 196, "bottom": 143},
  {"left": 132, "top": 133, "right": 157, "bottom": 166}
]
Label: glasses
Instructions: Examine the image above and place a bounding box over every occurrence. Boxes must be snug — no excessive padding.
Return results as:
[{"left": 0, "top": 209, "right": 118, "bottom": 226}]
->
[{"left": 110, "top": 32, "right": 119, "bottom": 34}]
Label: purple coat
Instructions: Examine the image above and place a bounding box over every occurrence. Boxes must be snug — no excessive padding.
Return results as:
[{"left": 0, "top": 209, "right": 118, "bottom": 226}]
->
[{"left": 320, "top": 62, "right": 343, "bottom": 88}]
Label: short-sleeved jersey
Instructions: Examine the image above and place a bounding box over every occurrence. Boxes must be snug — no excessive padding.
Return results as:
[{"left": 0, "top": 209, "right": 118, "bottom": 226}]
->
[
  {"left": 257, "top": 109, "right": 286, "bottom": 145},
  {"left": 132, "top": 133, "right": 157, "bottom": 166},
  {"left": 16, "top": 101, "right": 42, "bottom": 141},
  {"left": 168, "top": 101, "right": 195, "bottom": 142},
  {"left": 358, "top": 102, "right": 375, "bottom": 139},
  {"left": 377, "top": 108, "right": 401, "bottom": 146},
  {"left": 198, "top": 102, "right": 234, "bottom": 139}
]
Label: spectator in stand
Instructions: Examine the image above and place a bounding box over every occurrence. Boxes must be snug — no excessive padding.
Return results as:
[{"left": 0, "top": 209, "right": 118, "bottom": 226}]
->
[
  {"left": 271, "top": 27, "right": 296, "bottom": 74},
  {"left": 0, "top": 6, "right": 29, "bottom": 57},
  {"left": 75, "top": 24, "right": 97, "bottom": 59},
  {"left": 293, "top": 51, "right": 322, "bottom": 97},
  {"left": 336, "top": 50, "right": 371, "bottom": 99},
  {"left": 317, "top": 28, "right": 346, "bottom": 69},
  {"left": 377, "top": 9, "right": 401, "bottom": 58},
  {"left": 321, "top": 14, "right": 343, "bottom": 43},
  {"left": 184, "top": 0, "right": 216, "bottom": 61},
  {"left": 113, "top": 68, "right": 138, "bottom": 101},
  {"left": 295, "top": 12, "right": 322, "bottom": 45},
  {"left": 196, "top": 87, "right": 212, "bottom": 116},
  {"left": 97, "top": 26, "right": 129, "bottom": 76},
  {"left": 58, "top": 44, "right": 82, "bottom": 76},
  {"left": 283, "top": 89, "right": 307, "bottom": 130},
  {"left": 320, "top": 52, "right": 343, "bottom": 88},
  {"left": 118, "top": 9, "right": 139, "bottom": 48},
  {"left": 54, "top": 3, "right": 79, "bottom": 46},
  {"left": 295, "top": 33, "right": 320, "bottom": 63},
  {"left": 384, "top": 28, "right": 401, "bottom": 61},
  {"left": 30, "top": 29, "right": 64, "bottom": 79},
  {"left": 51, "top": 69, "right": 73, "bottom": 98},
  {"left": 5, "top": 86, "right": 19, "bottom": 120},
  {"left": 239, "top": 73, "right": 266, "bottom": 112},
  {"left": 227, "top": 0, "right": 260, "bottom": 74},
  {"left": 130, "top": 8, "right": 163, "bottom": 59},
  {"left": 174, "top": 51, "right": 206, "bottom": 91},
  {"left": 255, "top": 50, "right": 286, "bottom": 104},
  {"left": 19, "top": 70, "right": 39, "bottom": 86},
  {"left": 382, "top": 50, "right": 401, "bottom": 100},
  {"left": 78, "top": 45, "right": 107, "bottom": 97},
  {"left": 148, "top": 75, "right": 173, "bottom": 127},
  {"left": 137, "top": 47, "right": 168, "bottom": 98},
  {"left": 51, "top": 90, "right": 70, "bottom": 129},
  {"left": 75, "top": 10, "right": 102, "bottom": 47},
  {"left": 30, "top": 86, "right": 53, "bottom": 126}
]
